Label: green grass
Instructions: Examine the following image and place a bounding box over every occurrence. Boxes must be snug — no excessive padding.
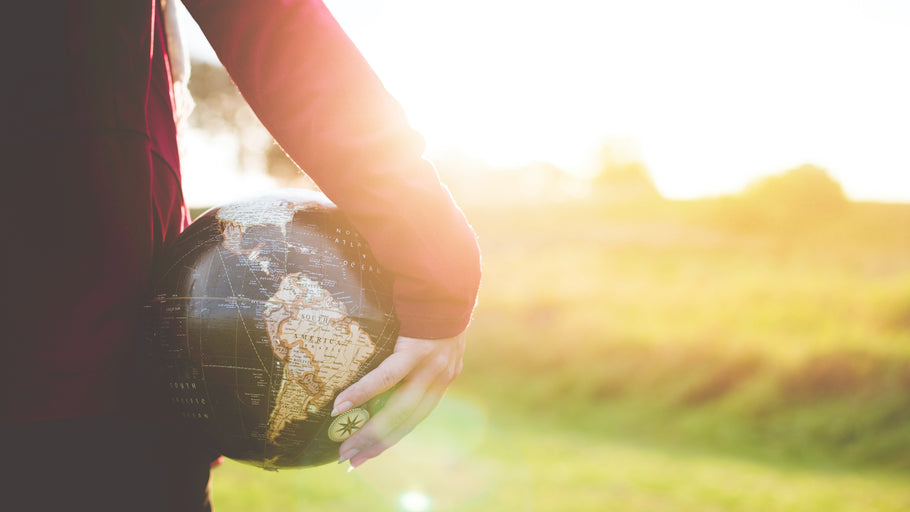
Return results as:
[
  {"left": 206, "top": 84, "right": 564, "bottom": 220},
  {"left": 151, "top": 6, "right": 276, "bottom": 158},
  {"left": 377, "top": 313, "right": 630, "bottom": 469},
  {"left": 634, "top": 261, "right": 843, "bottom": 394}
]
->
[
  {"left": 461, "top": 199, "right": 910, "bottom": 468},
  {"left": 211, "top": 395, "right": 910, "bottom": 512},
  {"left": 204, "top": 197, "right": 910, "bottom": 510}
]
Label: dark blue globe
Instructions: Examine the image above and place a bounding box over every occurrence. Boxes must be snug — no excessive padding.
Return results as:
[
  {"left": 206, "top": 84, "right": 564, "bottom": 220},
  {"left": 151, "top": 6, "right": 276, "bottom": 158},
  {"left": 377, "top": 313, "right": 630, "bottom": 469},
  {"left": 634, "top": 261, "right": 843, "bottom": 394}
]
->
[{"left": 144, "top": 190, "right": 398, "bottom": 469}]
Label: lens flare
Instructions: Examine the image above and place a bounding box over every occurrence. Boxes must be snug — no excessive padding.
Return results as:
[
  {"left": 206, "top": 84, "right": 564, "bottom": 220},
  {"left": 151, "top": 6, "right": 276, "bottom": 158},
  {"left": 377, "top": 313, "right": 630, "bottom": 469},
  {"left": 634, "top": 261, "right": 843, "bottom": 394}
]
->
[
  {"left": 347, "top": 394, "right": 518, "bottom": 510},
  {"left": 399, "top": 490, "right": 432, "bottom": 512}
]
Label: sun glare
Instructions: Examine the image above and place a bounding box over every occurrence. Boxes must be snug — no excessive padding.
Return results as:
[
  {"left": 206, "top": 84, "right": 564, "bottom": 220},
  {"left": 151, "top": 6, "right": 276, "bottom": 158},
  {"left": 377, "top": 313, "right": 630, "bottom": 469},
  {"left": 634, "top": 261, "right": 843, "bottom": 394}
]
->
[
  {"left": 324, "top": 0, "right": 910, "bottom": 201},
  {"left": 178, "top": 1, "right": 910, "bottom": 203},
  {"left": 399, "top": 490, "right": 432, "bottom": 512}
]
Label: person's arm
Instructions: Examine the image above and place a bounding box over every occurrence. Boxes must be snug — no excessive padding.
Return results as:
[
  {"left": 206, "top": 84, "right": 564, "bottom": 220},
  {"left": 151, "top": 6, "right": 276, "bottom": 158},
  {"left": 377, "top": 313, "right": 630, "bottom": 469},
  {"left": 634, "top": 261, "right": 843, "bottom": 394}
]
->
[
  {"left": 183, "top": 0, "right": 481, "bottom": 465},
  {"left": 184, "top": 0, "right": 479, "bottom": 338}
]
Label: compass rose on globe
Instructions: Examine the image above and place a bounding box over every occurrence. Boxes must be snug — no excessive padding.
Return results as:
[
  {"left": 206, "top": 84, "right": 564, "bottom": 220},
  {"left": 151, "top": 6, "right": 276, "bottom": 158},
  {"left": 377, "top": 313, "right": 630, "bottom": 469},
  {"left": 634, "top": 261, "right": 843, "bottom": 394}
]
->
[{"left": 328, "top": 408, "right": 370, "bottom": 442}]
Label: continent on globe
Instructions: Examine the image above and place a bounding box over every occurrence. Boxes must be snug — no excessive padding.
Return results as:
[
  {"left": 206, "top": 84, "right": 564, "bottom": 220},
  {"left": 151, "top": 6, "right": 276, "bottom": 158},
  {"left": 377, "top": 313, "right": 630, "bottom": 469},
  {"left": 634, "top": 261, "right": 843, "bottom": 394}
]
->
[
  {"left": 218, "top": 198, "right": 317, "bottom": 275},
  {"left": 262, "top": 272, "right": 376, "bottom": 442}
]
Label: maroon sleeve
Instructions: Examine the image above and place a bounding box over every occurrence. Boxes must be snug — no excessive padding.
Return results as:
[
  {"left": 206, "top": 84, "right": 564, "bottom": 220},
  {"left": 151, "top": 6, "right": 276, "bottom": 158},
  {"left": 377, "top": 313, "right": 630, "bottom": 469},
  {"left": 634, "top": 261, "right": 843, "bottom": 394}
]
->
[{"left": 182, "top": 0, "right": 480, "bottom": 338}]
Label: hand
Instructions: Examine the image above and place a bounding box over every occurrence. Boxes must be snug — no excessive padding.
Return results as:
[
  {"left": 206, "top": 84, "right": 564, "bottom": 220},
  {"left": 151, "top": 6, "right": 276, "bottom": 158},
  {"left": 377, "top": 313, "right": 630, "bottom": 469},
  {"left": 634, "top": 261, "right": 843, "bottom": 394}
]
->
[{"left": 332, "top": 330, "right": 466, "bottom": 468}]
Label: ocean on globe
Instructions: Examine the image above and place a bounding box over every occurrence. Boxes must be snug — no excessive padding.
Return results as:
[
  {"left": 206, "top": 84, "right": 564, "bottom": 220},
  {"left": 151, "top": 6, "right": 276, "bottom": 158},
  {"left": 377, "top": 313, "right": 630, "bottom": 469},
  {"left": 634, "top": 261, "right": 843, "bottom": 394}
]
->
[{"left": 144, "top": 190, "right": 399, "bottom": 470}]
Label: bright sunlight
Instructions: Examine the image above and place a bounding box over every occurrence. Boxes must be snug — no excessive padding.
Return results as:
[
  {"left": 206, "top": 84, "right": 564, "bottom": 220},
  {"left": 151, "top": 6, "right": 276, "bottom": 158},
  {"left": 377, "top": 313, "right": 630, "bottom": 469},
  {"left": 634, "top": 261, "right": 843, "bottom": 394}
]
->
[{"left": 319, "top": 0, "right": 910, "bottom": 201}]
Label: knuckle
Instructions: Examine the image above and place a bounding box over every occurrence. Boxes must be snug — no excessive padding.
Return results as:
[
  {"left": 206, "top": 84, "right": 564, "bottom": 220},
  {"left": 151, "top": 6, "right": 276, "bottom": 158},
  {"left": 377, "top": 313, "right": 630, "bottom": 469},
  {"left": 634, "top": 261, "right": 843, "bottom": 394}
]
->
[
  {"left": 447, "top": 363, "right": 461, "bottom": 381},
  {"left": 432, "top": 355, "right": 455, "bottom": 377},
  {"left": 361, "top": 441, "right": 391, "bottom": 461},
  {"left": 428, "top": 353, "right": 448, "bottom": 370},
  {"left": 353, "top": 420, "right": 383, "bottom": 444},
  {"left": 376, "top": 368, "right": 399, "bottom": 390},
  {"left": 379, "top": 407, "right": 411, "bottom": 434},
  {"left": 408, "top": 340, "right": 434, "bottom": 357},
  {"left": 390, "top": 408, "right": 410, "bottom": 428},
  {"left": 358, "top": 422, "right": 380, "bottom": 442},
  {"left": 342, "top": 382, "right": 366, "bottom": 403}
]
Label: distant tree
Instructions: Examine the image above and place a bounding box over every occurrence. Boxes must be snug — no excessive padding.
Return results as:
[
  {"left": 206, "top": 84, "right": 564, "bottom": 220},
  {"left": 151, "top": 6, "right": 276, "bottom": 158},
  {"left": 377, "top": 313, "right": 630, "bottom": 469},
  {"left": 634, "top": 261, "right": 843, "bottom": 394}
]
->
[
  {"left": 709, "top": 164, "right": 849, "bottom": 234},
  {"left": 742, "top": 164, "right": 847, "bottom": 211},
  {"left": 187, "top": 60, "right": 301, "bottom": 183},
  {"left": 591, "top": 143, "right": 661, "bottom": 202},
  {"left": 186, "top": 60, "right": 251, "bottom": 134}
]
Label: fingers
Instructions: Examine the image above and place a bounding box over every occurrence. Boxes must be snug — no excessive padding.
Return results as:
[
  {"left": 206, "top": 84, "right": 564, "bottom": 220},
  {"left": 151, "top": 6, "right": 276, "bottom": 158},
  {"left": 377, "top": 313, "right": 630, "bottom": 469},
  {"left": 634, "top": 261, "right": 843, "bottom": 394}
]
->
[
  {"left": 339, "top": 375, "right": 448, "bottom": 468},
  {"left": 334, "top": 332, "right": 467, "bottom": 468},
  {"left": 331, "top": 347, "right": 423, "bottom": 416}
]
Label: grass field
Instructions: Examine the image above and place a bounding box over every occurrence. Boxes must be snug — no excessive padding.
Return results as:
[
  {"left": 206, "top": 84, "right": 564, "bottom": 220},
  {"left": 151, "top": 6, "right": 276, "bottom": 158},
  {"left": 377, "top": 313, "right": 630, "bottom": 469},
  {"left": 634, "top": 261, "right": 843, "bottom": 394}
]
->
[
  {"left": 211, "top": 397, "right": 910, "bottom": 512},
  {"left": 202, "top": 194, "right": 910, "bottom": 510}
]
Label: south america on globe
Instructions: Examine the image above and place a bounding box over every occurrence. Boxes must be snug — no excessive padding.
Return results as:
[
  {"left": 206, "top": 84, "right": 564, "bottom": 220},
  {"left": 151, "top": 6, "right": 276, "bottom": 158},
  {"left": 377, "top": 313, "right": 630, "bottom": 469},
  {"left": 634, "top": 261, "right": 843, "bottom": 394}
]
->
[{"left": 144, "top": 190, "right": 399, "bottom": 470}]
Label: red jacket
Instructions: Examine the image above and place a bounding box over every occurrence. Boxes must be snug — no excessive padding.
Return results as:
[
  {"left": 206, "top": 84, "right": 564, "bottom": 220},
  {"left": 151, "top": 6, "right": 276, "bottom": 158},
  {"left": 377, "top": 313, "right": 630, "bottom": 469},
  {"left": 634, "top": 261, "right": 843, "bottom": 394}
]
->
[{"left": 3, "top": 0, "right": 480, "bottom": 424}]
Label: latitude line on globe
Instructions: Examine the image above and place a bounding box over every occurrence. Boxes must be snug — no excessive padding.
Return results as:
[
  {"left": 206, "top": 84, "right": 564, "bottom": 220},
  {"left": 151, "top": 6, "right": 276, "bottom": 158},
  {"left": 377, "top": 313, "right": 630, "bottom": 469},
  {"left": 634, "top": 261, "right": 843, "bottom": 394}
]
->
[{"left": 201, "top": 364, "right": 265, "bottom": 371}]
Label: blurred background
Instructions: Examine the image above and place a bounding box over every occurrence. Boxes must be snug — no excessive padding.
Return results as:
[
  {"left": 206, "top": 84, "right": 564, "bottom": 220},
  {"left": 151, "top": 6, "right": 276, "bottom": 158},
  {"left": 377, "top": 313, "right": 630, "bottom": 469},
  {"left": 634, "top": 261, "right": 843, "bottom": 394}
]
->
[{"left": 176, "top": 1, "right": 910, "bottom": 510}]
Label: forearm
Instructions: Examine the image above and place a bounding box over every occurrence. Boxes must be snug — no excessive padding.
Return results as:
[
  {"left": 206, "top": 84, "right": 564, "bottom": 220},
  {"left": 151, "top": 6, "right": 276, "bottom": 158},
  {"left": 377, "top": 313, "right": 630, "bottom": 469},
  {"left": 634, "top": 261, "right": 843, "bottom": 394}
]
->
[{"left": 184, "top": 0, "right": 481, "bottom": 337}]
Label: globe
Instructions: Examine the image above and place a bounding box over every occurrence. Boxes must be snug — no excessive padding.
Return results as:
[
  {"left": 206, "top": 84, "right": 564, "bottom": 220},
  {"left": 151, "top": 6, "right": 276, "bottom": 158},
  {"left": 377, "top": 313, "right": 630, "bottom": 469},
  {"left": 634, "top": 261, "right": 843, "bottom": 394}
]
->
[{"left": 144, "top": 190, "right": 399, "bottom": 470}]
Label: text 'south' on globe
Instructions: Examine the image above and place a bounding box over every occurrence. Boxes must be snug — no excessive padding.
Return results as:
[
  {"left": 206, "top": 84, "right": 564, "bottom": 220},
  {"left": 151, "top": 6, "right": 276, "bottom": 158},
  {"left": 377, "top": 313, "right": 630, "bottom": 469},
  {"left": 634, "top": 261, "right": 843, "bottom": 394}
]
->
[{"left": 143, "top": 190, "right": 399, "bottom": 470}]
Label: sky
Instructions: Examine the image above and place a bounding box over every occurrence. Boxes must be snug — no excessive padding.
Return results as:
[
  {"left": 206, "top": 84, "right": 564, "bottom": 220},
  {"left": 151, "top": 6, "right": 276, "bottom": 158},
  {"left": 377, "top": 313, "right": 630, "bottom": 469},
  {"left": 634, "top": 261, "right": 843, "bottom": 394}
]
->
[{"left": 179, "top": 0, "right": 910, "bottom": 203}]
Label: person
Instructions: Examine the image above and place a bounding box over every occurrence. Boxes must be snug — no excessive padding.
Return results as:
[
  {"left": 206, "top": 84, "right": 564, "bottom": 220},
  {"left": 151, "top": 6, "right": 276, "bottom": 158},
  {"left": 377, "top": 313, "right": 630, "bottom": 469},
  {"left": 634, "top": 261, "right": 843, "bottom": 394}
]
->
[{"left": 2, "top": 1, "right": 481, "bottom": 510}]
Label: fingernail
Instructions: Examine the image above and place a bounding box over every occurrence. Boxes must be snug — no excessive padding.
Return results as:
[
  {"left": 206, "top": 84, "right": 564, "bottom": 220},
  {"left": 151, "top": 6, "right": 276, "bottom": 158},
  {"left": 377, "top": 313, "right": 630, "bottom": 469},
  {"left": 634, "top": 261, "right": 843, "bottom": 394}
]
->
[
  {"left": 338, "top": 449, "right": 359, "bottom": 464},
  {"left": 332, "top": 401, "right": 353, "bottom": 417}
]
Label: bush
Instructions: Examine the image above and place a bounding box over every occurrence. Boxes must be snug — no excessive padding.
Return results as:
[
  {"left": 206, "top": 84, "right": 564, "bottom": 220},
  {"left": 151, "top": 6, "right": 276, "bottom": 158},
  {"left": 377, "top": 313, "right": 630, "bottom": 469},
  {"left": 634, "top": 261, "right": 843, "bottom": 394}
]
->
[
  {"left": 704, "top": 165, "right": 849, "bottom": 234},
  {"left": 743, "top": 164, "right": 847, "bottom": 212}
]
